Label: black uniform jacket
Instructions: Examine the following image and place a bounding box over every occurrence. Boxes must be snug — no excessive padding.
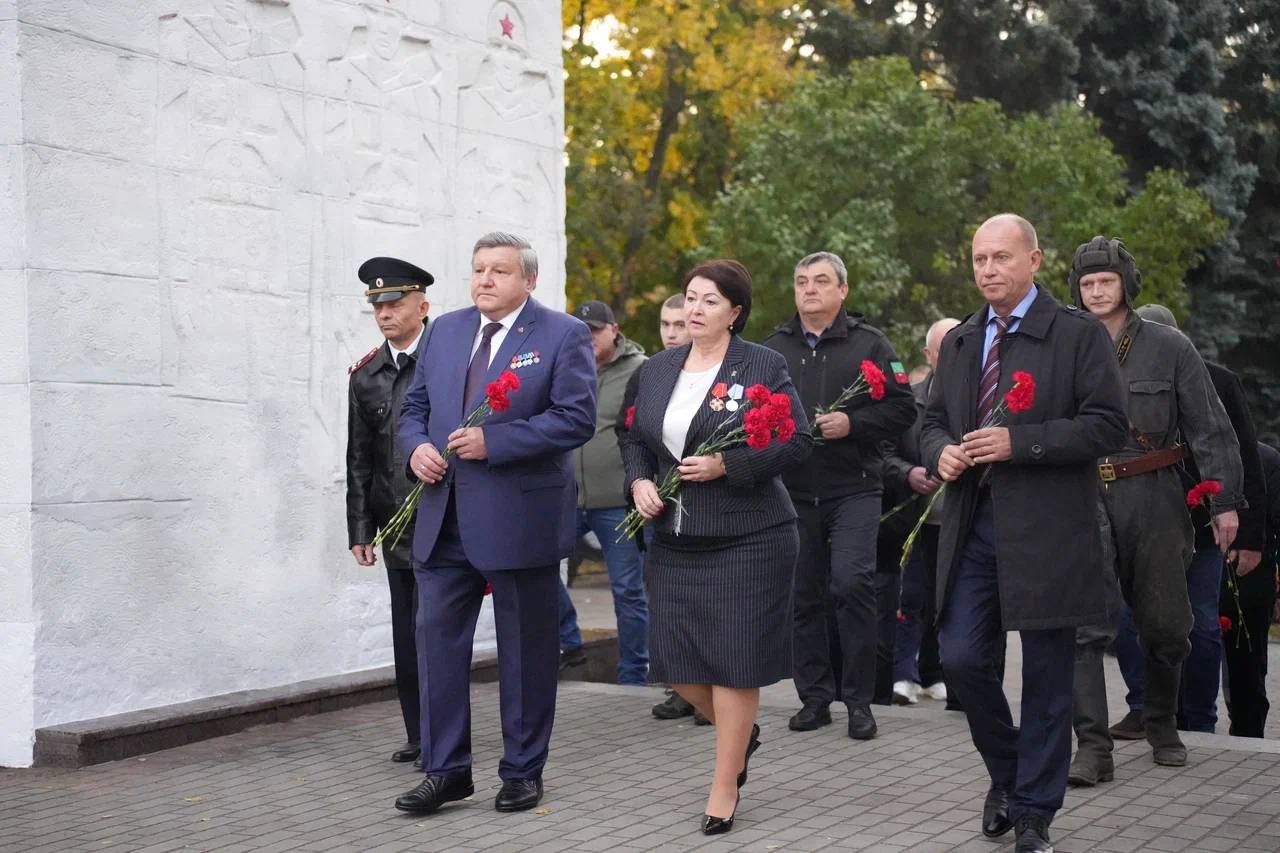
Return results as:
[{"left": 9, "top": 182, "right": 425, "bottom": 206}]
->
[
  {"left": 346, "top": 325, "right": 427, "bottom": 567},
  {"left": 762, "top": 310, "right": 916, "bottom": 504},
  {"left": 1184, "top": 361, "right": 1266, "bottom": 553},
  {"left": 920, "top": 288, "right": 1128, "bottom": 630}
]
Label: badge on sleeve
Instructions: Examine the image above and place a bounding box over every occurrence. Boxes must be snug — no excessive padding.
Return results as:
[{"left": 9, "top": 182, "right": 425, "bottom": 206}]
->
[{"left": 890, "top": 360, "right": 910, "bottom": 384}]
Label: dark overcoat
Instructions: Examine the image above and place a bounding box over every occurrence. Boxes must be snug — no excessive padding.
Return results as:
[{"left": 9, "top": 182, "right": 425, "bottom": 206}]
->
[{"left": 920, "top": 287, "right": 1128, "bottom": 630}]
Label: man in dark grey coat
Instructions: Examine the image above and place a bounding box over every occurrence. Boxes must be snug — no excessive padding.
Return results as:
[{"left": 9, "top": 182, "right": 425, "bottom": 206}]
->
[
  {"left": 1065, "top": 240, "right": 1243, "bottom": 785},
  {"left": 921, "top": 214, "right": 1127, "bottom": 853}
]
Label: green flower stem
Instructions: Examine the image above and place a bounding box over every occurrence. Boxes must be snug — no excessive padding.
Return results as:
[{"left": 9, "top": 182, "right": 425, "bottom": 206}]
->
[{"left": 898, "top": 484, "right": 946, "bottom": 571}]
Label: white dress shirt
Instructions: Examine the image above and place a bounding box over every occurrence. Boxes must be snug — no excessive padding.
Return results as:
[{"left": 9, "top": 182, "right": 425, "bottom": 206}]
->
[{"left": 470, "top": 299, "right": 528, "bottom": 367}]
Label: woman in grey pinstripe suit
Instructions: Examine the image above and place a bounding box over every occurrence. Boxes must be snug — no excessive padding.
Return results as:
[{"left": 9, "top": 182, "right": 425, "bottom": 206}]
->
[{"left": 620, "top": 260, "right": 812, "bottom": 834}]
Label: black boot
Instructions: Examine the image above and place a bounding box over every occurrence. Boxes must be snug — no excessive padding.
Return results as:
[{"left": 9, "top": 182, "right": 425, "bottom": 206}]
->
[
  {"left": 1144, "top": 658, "right": 1188, "bottom": 766},
  {"left": 1068, "top": 643, "right": 1115, "bottom": 787}
]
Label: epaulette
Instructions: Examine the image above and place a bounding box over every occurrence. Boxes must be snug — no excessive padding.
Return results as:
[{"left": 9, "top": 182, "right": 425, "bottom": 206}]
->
[{"left": 348, "top": 346, "right": 379, "bottom": 375}]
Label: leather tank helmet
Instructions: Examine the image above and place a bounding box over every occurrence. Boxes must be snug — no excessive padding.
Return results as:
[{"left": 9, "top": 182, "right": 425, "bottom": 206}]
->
[{"left": 1068, "top": 236, "right": 1143, "bottom": 307}]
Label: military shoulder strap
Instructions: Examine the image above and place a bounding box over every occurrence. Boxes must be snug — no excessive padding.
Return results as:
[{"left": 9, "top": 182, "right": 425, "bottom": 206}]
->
[{"left": 348, "top": 346, "right": 380, "bottom": 375}]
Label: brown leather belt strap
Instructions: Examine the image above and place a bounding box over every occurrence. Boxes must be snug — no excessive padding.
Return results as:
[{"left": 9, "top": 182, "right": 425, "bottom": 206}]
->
[{"left": 1098, "top": 446, "right": 1187, "bottom": 482}]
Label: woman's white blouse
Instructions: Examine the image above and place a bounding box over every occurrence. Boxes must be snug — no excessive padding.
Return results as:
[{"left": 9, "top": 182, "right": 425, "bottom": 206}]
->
[{"left": 661, "top": 363, "right": 722, "bottom": 461}]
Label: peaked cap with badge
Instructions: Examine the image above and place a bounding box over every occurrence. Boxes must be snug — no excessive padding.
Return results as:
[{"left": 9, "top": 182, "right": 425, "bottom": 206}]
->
[{"left": 358, "top": 256, "right": 434, "bottom": 304}]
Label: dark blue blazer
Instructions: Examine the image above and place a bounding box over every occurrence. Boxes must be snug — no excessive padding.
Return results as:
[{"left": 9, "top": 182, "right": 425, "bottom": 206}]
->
[
  {"left": 619, "top": 336, "right": 812, "bottom": 538},
  {"left": 398, "top": 298, "right": 597, "bottom": 570}
]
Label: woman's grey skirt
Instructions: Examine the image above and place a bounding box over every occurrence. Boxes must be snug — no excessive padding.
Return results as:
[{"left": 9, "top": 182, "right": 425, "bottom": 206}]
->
[{"left": 645, "top": 520, "right": 799, "bottom": 688}]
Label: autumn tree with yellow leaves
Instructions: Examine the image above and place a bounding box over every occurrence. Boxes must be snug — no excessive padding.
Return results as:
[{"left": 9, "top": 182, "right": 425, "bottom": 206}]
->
[{"left": 562, "top": 1, "right": 804, "bottom": 333}]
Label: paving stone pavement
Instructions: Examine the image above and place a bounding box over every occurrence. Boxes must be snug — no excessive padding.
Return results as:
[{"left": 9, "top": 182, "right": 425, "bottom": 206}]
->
[{"left": 3, "top": 681, "right": 1280, "bottom": 853}]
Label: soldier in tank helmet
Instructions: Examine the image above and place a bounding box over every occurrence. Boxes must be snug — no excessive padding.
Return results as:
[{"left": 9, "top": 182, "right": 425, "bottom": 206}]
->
[
  {"left": 346, "top": 256, "right": 433, "bottom": 767},
  {"left": 1066, "top": 237, "right": 1243, "bottom": 784}
]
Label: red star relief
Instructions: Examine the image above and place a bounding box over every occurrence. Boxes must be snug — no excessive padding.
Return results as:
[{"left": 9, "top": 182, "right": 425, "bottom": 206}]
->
[{"left": 499, "top": 13, "right": 515, "bottom": 39}]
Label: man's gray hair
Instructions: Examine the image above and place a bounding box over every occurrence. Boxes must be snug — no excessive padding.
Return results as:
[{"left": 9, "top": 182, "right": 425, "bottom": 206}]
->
[
  {"left": 473, "top": 232, "right": 539, "bottom": 280},
  {"left": 795, "top": 251, "right": 848, "bottom": 286}
]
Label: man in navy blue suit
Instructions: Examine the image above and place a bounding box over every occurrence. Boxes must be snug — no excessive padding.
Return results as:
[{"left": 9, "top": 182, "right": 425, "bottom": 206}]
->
[{"left": 393, "top": 232, "right": 597, "bottom": 816}]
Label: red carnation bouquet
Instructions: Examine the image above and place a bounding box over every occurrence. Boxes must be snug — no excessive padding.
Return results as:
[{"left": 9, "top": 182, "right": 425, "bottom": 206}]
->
[
  {"left": 898, "top": 370, "right": 1036, "bottom": 569},
  {"left": 1187, "top": 479, "right": 1250, "bottom": 648},
  {"left": 373, "top": 370, "right": 521, "bottom": 550},
  {"left": 812, "top": 360, "right": 886, "bottom": 444},
  {"left": 615, "top": 384, "right": 796, "bottom": 540}
]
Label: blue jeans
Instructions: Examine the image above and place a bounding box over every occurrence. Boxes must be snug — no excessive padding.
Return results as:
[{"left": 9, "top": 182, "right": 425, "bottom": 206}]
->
[
  {"left": 557, "top": 507, "right": 650, "bottom": 685},
  {"left": 1114, "top": 547, "right": 1222, "bottom": 732}
]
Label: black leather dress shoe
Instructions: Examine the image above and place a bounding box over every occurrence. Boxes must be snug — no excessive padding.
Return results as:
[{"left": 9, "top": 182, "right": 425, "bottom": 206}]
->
[
  {"left": 558, "top": 646, "right": 587, "bottom": 672},
  {"left": 701, "top": 794, "right": 739, "bottom": 836},
  {"left": 1014, "top": 815, "right": 1054, "bottom": 852},
  {"left": 847, "top": 705, "right": 877, "bottom": 740},
  {"left": 494, "top": 777, "right": 543, "bottom": 812},
  {"left": 394, "top": 771, "right": 474, "bottom": 814},
  {"left": 737, "top": 724, "right": 761, "bottom": 788},
  {"left": 788, "top": 702, "right": 831, "bottom": 731},
  {"left": 981, "top": 785, "right": 1013, "bottom": 838},
  {"left": 413, "top": 756, "right": 423, "bottom": 770},
  {"left": 391, "top": 742, "right": 421, "bottom": 763}
]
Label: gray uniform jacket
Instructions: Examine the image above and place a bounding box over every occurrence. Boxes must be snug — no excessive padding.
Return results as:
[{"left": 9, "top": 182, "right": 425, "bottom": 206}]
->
[{"left": 1105, "top": 310, "right": 1243, "bottom": 508}]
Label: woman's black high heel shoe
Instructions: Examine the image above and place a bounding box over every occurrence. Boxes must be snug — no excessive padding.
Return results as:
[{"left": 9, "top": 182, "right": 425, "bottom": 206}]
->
[
  {"left": 701, "top": 794, "right": 740, "bottom": 835},
  {"left": 737, "top": 723, "right": 761, "bottom": 788}
]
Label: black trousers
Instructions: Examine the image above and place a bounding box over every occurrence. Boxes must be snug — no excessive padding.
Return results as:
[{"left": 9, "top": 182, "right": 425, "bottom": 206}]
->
[
  {"left": 1223, "top": 603, "right": 1272, "bottom": 738},
  {"left": 384, "top": 559, "right": 421, "bottom": 744},
  {"left": 792, "top": 491, "right": 880, "bottom": 707}
]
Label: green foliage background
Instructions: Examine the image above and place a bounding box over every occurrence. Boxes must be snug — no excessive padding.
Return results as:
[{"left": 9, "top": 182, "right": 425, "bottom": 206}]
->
[{"left": 563, "top": 0, "right": 1278, "bottom": 435}]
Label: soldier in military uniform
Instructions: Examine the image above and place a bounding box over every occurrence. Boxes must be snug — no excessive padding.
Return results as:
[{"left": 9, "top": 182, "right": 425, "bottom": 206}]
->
[
  {"left": 346, "top": 256, "right": 433, "bottom": 765},
  {"left": 1066, "top": 237, "right": 1243, "bottom": 785}
]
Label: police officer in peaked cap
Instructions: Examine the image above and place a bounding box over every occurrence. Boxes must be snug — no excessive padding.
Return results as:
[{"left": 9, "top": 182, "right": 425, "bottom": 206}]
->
[{"left": 346, "top": 256, "right": 433, "bottom": 766}]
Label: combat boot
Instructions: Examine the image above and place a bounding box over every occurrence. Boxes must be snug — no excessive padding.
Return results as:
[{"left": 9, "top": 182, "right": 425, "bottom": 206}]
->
[
  {"left": 1143, "top": 660, "right": 1188, "bottom": 766},
  {"left": 1068, "top": 642, "right": 1115, "bottom": 786}
]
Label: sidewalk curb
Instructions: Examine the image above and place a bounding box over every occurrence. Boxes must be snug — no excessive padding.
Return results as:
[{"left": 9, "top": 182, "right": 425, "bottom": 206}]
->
[{"left": 33, "top": 629, "right": 619, "bottom": 768}]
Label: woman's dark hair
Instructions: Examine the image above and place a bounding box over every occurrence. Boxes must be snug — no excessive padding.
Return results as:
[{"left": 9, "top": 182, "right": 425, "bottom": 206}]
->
[{"left": 682, "top": 259, "right": 752, "bottom": 335}]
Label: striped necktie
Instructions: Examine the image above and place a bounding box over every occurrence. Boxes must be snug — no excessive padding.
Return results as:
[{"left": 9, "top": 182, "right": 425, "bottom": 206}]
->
[{"left": 976, "top": 314, "right": 1010, "bottom": 427}]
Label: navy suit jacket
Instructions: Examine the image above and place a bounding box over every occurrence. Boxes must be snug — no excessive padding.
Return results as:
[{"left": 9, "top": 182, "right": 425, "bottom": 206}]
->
[{"left": 398, "top": 297, "right": 597, "bottom": 570}]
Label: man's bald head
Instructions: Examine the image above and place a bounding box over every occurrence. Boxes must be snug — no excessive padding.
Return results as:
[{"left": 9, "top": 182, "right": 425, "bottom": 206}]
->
[
  {"left": 923, "top": 317, "right": 961, "bottom": 370},
  {"left": 976, "top": 213, "right": 1039, "bottom": 251}
]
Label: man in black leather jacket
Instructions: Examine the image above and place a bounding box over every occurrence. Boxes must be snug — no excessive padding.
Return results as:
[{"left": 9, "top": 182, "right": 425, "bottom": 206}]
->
[{"left": 346, "top": 256, "right": 432, "bottom": 766}]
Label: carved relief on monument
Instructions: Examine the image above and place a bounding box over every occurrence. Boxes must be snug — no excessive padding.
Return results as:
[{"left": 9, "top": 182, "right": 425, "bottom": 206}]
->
[
  {"left": 456, "top": 134, "right": 558, "bottom": 226},
  {"left": 458, "top": 2, "right": 557, "bottom": 145},
  {"left": 321, "top": 0, "right": 448, "bottom": 213},
  {"left": 160, "top": 0, "right": 305, "bottom": 90}
]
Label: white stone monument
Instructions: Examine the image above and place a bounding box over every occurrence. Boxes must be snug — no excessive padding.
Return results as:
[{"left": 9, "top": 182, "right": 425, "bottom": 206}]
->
[{"left": 0, "top": 0, "right": 566, "bottom": 767}]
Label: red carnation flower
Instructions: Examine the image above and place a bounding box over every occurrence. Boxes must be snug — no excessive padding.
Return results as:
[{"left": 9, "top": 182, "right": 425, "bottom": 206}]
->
[
  {"left": 1004, "top": 371, "right": 1036, "bottom": 414},
  {"left": 770, "top": 392, "right": 791, "bottom": 412},
  {"left": 776, "top": 418, "right": 796, "bottom": 443},
  {"left": 624, "top": 405, "right": 636, "bottom": 429},
  {"left": 1219, "top": 615, "right": 1232, "bottom": 633},
  {"left": 486, "top": 381, "right": 511, "bottom": 412},
  {"left": 860, "top": 360, "right": 886, "bottom": 401},
  {"left": 499, "top": 370, "right": 520, "bottom": 392},
  {"left": 746, "top": 431, "right": 772, "bottom": 450},
  {"left": 1186, "top": 480, "right": 1222, "bottom": 508},
  {"left": 746, "top": 384, "right": 772, "bottom": 406}
]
